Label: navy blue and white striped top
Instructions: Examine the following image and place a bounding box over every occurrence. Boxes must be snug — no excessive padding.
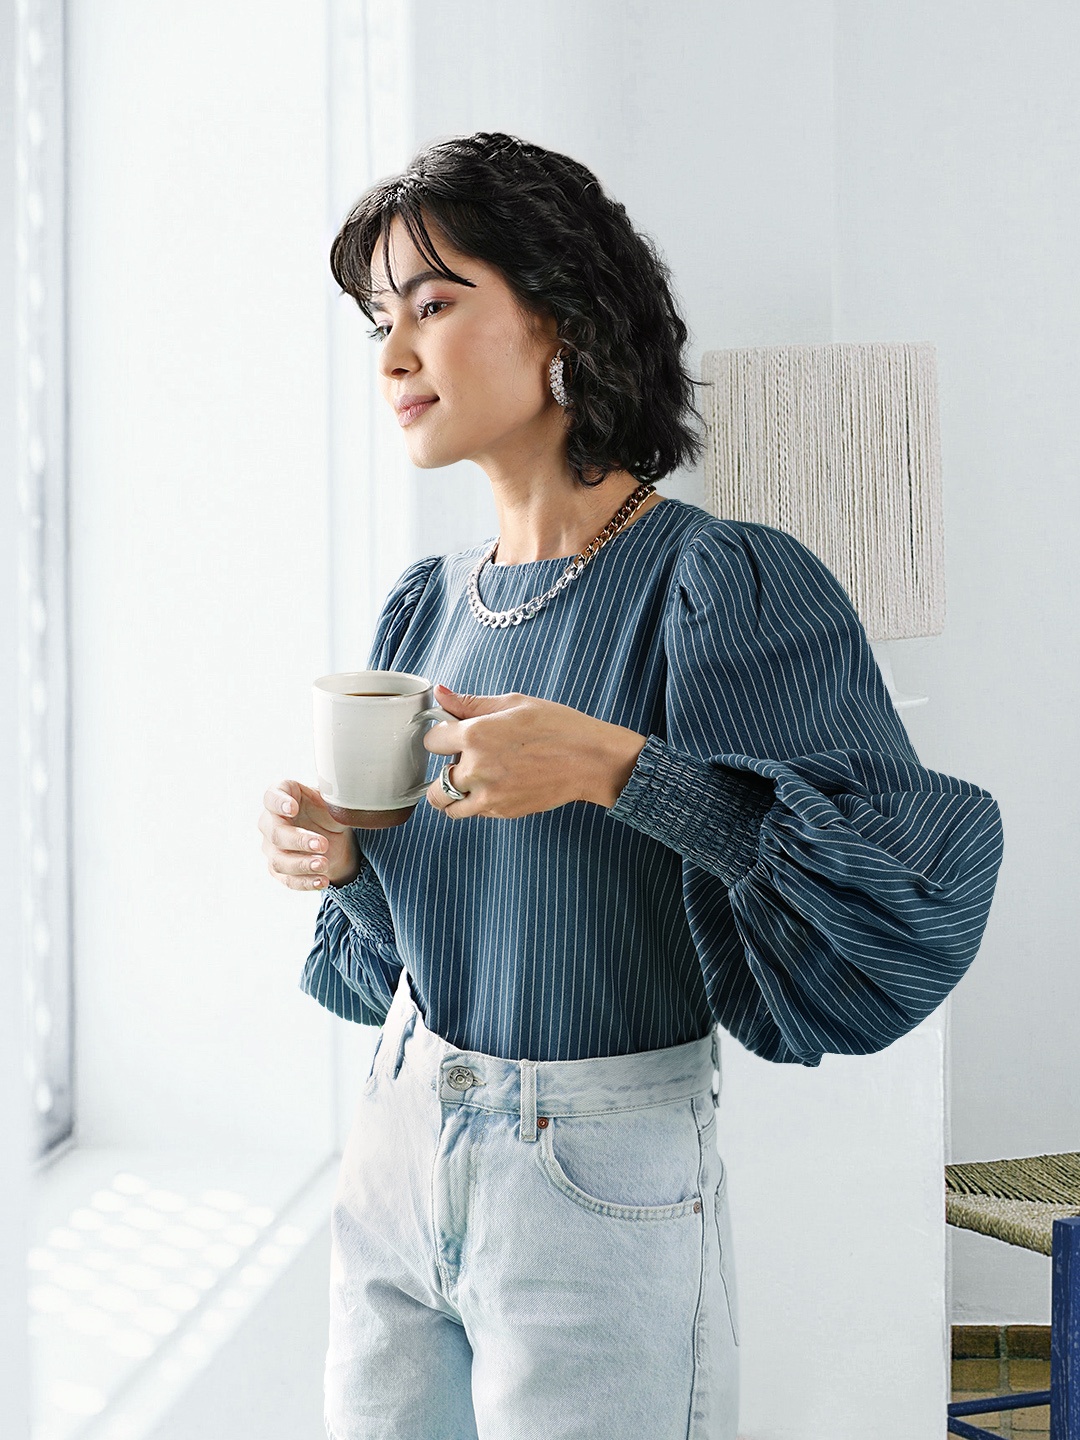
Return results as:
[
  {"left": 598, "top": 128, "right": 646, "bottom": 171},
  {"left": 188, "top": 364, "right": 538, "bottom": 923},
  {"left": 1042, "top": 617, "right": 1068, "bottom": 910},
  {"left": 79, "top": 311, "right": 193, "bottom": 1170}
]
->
[{"left": 298, "top": 496, "right": 1003, "bottom": 1066}]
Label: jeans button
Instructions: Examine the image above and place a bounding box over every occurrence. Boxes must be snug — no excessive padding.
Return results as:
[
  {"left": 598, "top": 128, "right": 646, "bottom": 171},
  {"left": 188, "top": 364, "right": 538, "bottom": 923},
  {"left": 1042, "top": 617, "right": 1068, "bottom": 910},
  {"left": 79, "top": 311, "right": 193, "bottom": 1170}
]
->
[{"left": 446, "top": 1065, "right": 478, "bottom": 1091}]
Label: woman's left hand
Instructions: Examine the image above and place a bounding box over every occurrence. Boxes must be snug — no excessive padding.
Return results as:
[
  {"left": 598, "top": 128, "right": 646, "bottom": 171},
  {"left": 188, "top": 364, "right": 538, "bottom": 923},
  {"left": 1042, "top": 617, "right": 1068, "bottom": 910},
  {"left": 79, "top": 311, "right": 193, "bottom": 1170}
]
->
[{"left": 423, "top": 684, "right": 646, "bottom": 819}]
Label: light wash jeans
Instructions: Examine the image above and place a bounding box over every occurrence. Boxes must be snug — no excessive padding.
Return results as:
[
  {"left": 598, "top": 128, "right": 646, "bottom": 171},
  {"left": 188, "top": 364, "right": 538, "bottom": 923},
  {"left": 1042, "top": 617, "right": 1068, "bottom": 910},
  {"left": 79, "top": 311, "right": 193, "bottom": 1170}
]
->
[{"left": 324, "top": 966, "right": 740, "bottom": 1440}]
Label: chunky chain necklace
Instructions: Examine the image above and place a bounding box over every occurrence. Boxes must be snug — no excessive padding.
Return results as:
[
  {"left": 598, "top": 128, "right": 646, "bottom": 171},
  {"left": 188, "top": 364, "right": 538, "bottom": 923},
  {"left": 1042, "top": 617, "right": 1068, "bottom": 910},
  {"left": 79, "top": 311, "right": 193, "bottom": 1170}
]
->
[{"left": 466, "top": 481, "right": 658, "bottom": 628}]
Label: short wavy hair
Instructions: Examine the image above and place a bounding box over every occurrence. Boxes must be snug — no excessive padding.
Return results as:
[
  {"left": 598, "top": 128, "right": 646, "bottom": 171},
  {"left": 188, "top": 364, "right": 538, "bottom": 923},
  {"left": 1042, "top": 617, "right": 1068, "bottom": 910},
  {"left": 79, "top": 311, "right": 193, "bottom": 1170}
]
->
[{"left": 329, "top": 131, "right": 708, "bottom": 489}]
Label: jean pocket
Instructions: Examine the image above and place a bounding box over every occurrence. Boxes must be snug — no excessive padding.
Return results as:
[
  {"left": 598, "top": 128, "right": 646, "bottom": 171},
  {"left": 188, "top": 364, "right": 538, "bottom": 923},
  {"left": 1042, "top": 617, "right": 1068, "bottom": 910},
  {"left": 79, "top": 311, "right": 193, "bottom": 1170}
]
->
[
  {"left": 535, "top": 1100, "right": 703, "bottom": 1222},
  {"left": 713, "top": 1162, "right": 740, "bottom": 1346}
]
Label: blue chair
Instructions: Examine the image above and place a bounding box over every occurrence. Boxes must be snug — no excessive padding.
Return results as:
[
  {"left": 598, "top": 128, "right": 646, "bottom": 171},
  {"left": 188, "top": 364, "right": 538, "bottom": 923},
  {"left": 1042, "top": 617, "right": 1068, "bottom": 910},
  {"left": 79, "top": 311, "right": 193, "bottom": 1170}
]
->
[{"left": 945, "top": 1152, "right": 1080, "bottom": 1439}]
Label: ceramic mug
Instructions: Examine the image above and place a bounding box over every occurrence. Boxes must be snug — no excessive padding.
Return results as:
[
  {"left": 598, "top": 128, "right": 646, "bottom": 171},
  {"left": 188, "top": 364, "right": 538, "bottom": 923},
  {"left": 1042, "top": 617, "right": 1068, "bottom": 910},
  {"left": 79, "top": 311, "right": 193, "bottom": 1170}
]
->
[{"left": 312, "top": 669, "right": 455, "bottom": 828}]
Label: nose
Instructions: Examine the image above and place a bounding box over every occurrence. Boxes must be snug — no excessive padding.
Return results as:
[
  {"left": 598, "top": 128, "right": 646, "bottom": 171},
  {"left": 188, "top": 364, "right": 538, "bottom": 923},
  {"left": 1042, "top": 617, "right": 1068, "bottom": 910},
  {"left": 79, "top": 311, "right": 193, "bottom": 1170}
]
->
[{"left": 377, "top": 327, "right": 417, "bottom": 385}]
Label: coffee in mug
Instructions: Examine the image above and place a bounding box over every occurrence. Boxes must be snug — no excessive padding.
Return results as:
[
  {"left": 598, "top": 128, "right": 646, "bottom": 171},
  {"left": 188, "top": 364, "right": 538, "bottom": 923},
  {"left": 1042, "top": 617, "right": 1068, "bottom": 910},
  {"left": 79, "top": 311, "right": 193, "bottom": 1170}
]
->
[{"left": 312, "top": 670, "right": 455, "bottom": 828}]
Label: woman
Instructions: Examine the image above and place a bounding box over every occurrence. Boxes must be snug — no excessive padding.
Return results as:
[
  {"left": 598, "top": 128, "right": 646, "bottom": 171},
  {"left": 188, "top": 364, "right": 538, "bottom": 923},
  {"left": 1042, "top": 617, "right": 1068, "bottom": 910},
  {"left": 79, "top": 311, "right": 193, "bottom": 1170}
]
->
[{"left": 258, "top": 133, "right": 1003, "bottom": 1440}]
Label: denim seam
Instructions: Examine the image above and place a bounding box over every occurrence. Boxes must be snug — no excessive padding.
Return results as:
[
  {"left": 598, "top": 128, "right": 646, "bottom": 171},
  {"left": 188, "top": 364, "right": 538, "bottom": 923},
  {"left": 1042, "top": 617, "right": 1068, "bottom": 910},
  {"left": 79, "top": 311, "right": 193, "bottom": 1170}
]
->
[
  {"left": 365, "top": 1027, "right": 385, "bottom": 1084},
  {"left": 392, "top": 1011, "right": 416, "bottom": 1080},
  {"left": 687, "top": 1095, "right": 711, "bottom": 1438},
  {"left": 714, "top": 1178, "right": 739, "bottom": 1347},
  {"left": 427, "top": 1089, "right": 713, "bottom": 1119},
  {"left": 454, "top": 1114, "right": 482, "bottom": 1295},
  {"left": 429, "top": 1121, "right": 454, "bottom": 1301}
]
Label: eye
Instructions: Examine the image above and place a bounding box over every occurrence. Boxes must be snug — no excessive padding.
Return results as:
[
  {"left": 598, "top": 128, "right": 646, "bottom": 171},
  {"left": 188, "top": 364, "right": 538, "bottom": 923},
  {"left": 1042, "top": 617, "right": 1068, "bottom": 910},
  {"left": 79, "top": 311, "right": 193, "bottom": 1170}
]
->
[{"left": 367, "top": 299, "right": 448, "bottom": 342}]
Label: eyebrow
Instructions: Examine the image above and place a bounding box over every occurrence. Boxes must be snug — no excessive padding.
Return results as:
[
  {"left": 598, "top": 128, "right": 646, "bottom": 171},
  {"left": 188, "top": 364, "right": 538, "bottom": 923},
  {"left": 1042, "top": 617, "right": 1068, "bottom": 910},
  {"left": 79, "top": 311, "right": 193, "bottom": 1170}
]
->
[{"left": 370, "top": 268, "right": 474, "bottom": 305}]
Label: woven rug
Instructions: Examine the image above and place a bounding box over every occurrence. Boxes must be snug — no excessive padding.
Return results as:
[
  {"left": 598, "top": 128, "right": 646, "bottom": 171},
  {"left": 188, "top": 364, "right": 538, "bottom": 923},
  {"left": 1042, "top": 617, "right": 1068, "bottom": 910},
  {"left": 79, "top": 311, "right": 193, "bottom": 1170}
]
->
[{"left": 946, "top": 1152, "right": 1080, "bottom": 1256}]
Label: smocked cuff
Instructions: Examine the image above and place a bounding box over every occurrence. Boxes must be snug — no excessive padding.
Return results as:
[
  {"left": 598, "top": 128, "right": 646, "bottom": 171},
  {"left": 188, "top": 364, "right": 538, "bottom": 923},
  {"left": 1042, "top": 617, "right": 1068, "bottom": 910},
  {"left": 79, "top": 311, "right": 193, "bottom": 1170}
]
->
[
  {"left": 325, "top": 853, "right": 397, "bottom": 951},
  {"left": 607, "top": 733, "right": 775, "bottom": 885}
]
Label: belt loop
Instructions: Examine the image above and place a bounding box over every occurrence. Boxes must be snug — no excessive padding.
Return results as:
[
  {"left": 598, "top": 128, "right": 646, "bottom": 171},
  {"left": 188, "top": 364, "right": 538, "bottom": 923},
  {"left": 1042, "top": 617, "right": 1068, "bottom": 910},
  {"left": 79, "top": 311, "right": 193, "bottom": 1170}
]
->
[
  {"left": 711, "top": 1026, "right": 721, "bottom": 1109},
  {"left": 519, "top": 1058, "right": 538, "bottom": 1142},
  {"left": 393, "top": 1010, "right": 417, "bottom": 1080}
]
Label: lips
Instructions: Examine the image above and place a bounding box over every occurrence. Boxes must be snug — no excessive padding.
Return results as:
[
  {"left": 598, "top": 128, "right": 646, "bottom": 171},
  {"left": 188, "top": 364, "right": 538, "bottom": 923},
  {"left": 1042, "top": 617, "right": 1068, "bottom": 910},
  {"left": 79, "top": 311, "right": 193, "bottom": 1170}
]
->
[{"left": 397, "top": 398, "right": 438, "bottom": 426}]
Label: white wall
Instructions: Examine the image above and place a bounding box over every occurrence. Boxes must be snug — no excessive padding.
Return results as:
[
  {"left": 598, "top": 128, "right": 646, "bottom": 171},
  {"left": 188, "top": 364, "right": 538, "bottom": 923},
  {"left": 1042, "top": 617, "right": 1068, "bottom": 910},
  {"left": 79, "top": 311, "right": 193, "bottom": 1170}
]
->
[{"left": 834, "top": 0, "right": 1079, "bottom": 1324}]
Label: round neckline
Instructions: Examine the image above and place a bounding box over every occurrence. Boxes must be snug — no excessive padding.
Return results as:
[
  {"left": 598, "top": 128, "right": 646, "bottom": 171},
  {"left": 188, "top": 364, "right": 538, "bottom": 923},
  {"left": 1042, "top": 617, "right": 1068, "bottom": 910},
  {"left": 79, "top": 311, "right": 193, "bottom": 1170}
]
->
[{"left": 484, "top": 495, "right": 670, "bottom": 571}]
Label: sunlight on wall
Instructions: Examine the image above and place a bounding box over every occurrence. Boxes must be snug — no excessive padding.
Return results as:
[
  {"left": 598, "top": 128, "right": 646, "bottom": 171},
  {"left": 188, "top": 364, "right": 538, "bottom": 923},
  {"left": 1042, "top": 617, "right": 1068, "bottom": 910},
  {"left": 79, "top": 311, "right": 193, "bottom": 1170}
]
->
[{"left": 27, "top": 1169, "right": 311, "bottom": 1440}]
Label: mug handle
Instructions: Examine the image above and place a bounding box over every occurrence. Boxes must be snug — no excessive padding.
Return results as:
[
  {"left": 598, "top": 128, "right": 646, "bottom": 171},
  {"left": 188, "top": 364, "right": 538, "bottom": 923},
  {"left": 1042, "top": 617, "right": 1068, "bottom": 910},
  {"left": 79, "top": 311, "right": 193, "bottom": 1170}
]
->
[
  {"left": 410, "top": 706, "right": 455, "bottom": 728},
  {"left": 405, "top": 705, "right": 461, "bottom": 801}
]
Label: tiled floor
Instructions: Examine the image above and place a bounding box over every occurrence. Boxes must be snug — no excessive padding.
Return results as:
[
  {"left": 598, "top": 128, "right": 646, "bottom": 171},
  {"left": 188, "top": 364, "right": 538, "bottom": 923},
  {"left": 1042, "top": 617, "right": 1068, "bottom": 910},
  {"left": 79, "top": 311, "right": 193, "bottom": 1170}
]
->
[{"left": 951, "top": 1326, "right": 1051, "bottom": 1439}]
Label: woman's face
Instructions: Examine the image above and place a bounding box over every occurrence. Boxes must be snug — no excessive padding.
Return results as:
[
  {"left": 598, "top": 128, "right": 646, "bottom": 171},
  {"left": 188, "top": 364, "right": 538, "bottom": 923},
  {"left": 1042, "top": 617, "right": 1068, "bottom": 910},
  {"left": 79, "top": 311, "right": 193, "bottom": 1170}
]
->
[{"left": 366, "top": 213, "right": 565, "bottom": 473}]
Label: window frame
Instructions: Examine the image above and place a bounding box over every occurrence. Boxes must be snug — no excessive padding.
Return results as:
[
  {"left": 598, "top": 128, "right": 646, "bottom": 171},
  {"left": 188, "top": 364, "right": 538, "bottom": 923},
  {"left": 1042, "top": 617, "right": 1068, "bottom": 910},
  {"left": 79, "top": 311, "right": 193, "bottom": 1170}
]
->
[{"left": 16, "top": 0, "right": 74, "bottom": 1170}]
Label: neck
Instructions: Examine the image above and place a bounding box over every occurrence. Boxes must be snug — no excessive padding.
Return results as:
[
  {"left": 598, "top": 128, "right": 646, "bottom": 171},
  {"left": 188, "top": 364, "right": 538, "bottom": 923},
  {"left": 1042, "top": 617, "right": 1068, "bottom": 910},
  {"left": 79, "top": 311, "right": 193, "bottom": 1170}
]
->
[{"left": 489, "top": 475, "right": 659, "bottom": 566}]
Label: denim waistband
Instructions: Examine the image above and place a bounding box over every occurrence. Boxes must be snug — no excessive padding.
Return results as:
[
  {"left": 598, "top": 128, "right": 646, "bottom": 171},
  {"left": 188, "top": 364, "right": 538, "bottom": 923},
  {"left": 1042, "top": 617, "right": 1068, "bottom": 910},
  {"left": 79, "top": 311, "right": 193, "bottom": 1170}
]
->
[{"left": 376, "top": 967, "right": 721, "bottom": 1143}]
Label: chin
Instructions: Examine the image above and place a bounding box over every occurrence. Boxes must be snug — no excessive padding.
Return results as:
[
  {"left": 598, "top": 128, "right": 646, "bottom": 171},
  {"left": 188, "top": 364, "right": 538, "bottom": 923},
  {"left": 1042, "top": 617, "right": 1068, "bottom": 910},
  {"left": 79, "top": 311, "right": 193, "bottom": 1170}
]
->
[{"left": 403, "top": 443, "right": 461, "bottom": 470}]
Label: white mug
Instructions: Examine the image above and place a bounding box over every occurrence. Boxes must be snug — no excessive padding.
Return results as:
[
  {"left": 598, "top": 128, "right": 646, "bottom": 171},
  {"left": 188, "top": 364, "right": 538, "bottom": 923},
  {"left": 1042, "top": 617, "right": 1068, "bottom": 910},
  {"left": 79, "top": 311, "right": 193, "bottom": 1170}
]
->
[{"left": 312, "top": 669, "right": 455, "bottom": 828}]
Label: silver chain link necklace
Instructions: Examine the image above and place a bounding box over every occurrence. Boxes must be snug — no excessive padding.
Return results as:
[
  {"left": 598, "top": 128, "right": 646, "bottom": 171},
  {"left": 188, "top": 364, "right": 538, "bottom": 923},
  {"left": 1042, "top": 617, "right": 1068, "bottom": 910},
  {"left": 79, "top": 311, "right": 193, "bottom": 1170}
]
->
[{"left": 465, "top": 482, "right": 658, "bottom": 628}]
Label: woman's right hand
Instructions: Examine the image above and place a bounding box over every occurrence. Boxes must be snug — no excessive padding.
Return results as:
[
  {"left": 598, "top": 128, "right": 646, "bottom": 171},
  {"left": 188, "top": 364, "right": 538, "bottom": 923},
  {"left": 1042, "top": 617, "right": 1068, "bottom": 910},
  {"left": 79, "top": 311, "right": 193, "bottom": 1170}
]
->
[{"left": 259, "top": 780, "right": 363, "bottom": 890}]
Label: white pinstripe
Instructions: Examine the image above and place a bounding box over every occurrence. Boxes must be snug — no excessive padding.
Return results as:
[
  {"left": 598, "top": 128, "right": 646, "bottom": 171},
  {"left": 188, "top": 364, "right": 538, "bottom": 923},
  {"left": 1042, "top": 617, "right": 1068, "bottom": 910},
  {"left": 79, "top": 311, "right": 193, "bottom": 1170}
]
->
[{"left": 299, "top": 497, "right": 1003, "bottom": 1066}]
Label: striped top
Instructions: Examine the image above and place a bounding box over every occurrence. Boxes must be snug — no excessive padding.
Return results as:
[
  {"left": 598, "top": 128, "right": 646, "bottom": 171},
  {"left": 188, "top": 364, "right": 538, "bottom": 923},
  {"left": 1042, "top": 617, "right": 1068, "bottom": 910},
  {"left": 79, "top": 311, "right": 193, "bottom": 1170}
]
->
[{"left": 298, "top": 496, "right": 1003, "bottom": 1065}]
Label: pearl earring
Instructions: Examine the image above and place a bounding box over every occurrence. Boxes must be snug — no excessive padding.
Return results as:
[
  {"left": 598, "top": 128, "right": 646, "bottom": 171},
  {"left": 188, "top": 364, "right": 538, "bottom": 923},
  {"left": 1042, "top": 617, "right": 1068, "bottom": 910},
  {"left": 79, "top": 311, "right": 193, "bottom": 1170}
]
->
[{"left": 548, "top": 348, "right": 570, "bottom": 408}]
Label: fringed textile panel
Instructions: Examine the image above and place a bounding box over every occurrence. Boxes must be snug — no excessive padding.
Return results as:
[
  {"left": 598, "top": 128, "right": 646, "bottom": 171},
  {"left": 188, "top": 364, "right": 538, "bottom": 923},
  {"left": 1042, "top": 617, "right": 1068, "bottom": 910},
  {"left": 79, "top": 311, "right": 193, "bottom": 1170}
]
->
[
  {"left": 945, "top": 1152, "right": 1080, "bottom": 1256},
  {"left": 701, "top": 342, "right": 946, "bottom": 643}
]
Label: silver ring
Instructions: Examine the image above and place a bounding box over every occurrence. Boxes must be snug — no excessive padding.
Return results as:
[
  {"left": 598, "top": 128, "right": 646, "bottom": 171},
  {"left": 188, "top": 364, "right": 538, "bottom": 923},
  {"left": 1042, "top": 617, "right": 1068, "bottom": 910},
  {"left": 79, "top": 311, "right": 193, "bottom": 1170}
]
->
[{"left": 440, "top": 760, "right": 469, "bottom": 802}]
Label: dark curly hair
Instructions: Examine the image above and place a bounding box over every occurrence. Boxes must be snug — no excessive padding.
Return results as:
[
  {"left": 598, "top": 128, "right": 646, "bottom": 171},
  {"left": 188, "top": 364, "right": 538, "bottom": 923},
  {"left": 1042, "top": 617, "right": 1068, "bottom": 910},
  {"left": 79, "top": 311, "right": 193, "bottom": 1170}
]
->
[{"left": 329, "top": 132, "right": 708, "bottom": 490}]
